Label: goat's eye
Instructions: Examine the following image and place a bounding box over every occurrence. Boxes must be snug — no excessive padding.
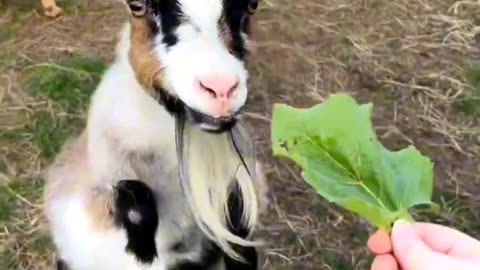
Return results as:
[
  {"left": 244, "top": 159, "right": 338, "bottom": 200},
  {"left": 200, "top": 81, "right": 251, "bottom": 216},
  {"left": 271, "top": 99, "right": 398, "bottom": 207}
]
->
[
  {"left": 248, "top": 1, "right": 258, "bottom": 15},
  {"left": 129, "top": 0, "right": 146, "bottom": 17}
]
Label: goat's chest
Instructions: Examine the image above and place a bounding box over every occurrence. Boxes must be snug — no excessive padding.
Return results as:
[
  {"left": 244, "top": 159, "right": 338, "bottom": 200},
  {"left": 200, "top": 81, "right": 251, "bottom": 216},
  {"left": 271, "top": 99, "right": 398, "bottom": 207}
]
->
[
  {"left": 131, "top": 155, "right": 224, "bottom": 269},
  {"left": 55, "top": 157, "right": 222, "bottom": 270}
]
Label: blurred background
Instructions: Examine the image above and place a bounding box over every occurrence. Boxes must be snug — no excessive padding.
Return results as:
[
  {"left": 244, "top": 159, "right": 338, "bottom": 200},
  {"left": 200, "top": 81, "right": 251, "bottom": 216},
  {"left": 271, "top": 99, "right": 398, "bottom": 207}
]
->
[{"left": 0, "top": 0, "right": 479, "bottom": 269}]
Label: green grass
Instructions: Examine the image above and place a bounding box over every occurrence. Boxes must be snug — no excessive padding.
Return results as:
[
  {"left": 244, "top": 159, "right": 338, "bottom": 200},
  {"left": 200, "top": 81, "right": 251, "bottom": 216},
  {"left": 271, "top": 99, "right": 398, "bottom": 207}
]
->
[
  {"left": 0, "top": 184, "right": 17, "bottom": 222},
  {"left": 30, "top": 112, "right": 78, "bottom": 159},
  {"left": 0, "top": 179, "right": 50, "bottom": 268},
  {"left": 0, "top": 179, "right": 45, "bottom": 224},
  {"left": 0, "top": 54, "right": 107, "bottom": 160},
  {"left": 0, "top": 27, "right": 12, "bottom": 43},
  {"left": 0, "top": 53, "right": 107, "bottom": 269},
  {"left": 0, "top": 111, "right": 79, "bottom": 160},
  {"left": 8, "top": 178, "right": 45, "bottom": 201},
  {"left": 456, "top": 61, "right": 480, "bottom": 115},
  {"left": 323, "top": 251, "right": 354, "bottom": 270},
  {"left": 412, "top": 187, "right": 480, "bottom": 233},
  {"left": 0, "top": 52, "right": 15, "bottom": 67},
  {"left": 25, "top": 55, "right": 108, "bottom": 114},
  {"left": 337, "top": 51, "right": 357, "bottom": 66}
]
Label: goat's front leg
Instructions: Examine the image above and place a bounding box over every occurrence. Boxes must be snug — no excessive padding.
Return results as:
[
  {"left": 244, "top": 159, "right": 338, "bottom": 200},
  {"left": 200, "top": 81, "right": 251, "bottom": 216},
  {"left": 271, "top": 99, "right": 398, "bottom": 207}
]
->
[
  {"left": 53, "top": 179, "right": 159, "bottom": 268},
  {"left": 40, "top": 0, "right": 62, "bottom": 17},
  {"left": 112, "top": 179, "right": 159, "bottom": 264},
  {"left": 88, "top": 179, "right": 160, "bottom": 264}
]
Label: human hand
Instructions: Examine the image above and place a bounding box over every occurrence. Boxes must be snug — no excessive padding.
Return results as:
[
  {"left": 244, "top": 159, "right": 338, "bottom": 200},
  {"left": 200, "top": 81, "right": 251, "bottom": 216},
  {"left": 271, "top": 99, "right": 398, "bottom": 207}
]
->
[{"left": 367, "top": 220, "right": 480, "bottom": 270}]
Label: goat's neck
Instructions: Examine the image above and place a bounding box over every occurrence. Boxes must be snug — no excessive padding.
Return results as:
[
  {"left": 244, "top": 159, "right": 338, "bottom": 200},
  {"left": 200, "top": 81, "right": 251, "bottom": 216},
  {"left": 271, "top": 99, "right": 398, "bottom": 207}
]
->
[{"left": 86, "top": 27, "right": 178, "bottom": 185}]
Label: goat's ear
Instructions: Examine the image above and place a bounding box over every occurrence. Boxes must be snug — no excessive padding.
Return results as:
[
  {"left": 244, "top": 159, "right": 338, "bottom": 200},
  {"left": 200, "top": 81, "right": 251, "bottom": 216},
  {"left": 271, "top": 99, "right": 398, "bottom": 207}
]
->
[
  {"left": 127, "top": 0, "right": 147, "bottom": 17},
  {"left": 248, "top": 0, "right": 259, "bottom": 15}
]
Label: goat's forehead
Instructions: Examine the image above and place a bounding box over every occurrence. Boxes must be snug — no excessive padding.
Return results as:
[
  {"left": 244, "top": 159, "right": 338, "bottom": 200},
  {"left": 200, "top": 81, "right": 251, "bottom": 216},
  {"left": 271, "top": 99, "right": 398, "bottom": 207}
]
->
[
  {"left": 178, "top": 0, "right": 223, "bottom": 21},
  {"left": 148, "top": 0, "right": 249, "bottom": 22}
]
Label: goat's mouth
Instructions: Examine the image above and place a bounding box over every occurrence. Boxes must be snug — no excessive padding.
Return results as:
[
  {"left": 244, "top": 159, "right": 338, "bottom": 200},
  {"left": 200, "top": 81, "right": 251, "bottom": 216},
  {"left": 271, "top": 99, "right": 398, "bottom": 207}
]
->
[
  {"left": 185, "top": 106, "right": 240, "bottom": 133},
  {"left": 154, "top": 86, "right": 241, "bottom": 133}
]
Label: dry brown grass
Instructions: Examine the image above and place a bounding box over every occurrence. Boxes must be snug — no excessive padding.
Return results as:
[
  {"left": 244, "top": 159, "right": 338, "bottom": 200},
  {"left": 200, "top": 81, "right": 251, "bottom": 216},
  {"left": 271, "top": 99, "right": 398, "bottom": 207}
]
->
[{"left": 1, "top": 0, "right": 480, "bottom": 269}]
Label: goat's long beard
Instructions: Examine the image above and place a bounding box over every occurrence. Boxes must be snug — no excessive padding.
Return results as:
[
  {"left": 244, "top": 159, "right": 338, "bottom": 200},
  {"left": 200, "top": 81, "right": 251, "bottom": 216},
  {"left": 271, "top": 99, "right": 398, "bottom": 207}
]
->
[{"left": 175, "top": 115, "right": 259, "bottom": 260}]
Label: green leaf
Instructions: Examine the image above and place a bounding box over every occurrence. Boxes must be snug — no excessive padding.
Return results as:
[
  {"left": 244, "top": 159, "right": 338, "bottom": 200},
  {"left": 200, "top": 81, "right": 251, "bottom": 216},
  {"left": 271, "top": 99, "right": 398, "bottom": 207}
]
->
[{"left": 271, "top": 93, "right": 434, "bottom": 229}]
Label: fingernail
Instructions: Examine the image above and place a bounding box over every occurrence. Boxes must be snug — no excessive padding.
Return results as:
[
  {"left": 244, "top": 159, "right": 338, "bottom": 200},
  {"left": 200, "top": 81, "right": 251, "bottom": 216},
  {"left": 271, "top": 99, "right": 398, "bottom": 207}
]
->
[
  {"left": 393, "top": 219, "right": 412, "bottom": 236},
  {"left": 392, "top": 219, "right": 417, "bottom": 253},
  {"left": 393, "top": 219, "right": 410, "bottom": 228}
]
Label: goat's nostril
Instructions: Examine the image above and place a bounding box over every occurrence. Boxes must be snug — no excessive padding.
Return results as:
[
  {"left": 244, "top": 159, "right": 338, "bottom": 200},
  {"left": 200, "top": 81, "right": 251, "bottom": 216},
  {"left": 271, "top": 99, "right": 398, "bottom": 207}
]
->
[
  {"left": 199, "top": 81, "right": 217, "bottom": 98},
  {"left": 227, "top": 81, "right": 239, "bottom": 98},
  {"left": 196, "top": 74, "right": 239, "bottom": 101}
]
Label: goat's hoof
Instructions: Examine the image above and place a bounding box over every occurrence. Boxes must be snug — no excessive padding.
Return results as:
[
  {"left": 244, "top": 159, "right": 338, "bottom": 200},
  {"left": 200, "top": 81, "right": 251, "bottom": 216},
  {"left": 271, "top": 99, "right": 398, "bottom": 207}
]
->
[{"left": 44, "top": 5, "right": 62, "bottom": 18}]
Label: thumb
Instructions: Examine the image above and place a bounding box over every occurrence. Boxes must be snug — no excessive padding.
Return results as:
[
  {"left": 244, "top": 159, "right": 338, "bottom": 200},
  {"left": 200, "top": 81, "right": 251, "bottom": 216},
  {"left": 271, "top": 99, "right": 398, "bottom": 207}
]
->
[
  {"left": 391, "top": 219, "right": 430, "bottom": 269},
  {"left": 391, "top": 220, "right": 478, "bottom": 270}
]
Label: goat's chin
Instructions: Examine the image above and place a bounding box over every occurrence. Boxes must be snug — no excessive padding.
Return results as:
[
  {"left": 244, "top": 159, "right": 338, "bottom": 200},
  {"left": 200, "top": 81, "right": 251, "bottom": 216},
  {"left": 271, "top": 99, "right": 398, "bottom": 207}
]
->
[
  {"left": 153, "top": 86, "right": 240, "bottom": 133},
  {"left": 185, "top": 106, "right": 240, "bottom": 133}
]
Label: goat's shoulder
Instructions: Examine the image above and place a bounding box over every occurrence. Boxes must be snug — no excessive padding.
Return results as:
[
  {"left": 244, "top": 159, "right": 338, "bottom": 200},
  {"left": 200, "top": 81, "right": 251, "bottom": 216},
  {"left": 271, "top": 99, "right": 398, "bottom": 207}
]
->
[{"left": 44, "top": 131, "right": 90, "bottom": 202}]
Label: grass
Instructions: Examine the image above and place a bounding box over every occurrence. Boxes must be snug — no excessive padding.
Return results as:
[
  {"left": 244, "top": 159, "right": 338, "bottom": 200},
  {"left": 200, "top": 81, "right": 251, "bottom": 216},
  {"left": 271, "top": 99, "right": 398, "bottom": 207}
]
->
[
  {"left": 0, "top": 179, "right": 51, "bottom": 269},
  {"left": 0, "top": 27, "right": 12, "bottom": 43},
  {"left": 25, "top": 55, "right": 107, "bottom": 114},
  {"left": 1, "top": 111, "right": 77, "bottom": 160},
  {"left": 1, "top": 0, "right": 81, "bottom": 15},
  {"left": 410, "top": 187, "right": 480, "bottom": 239},
  {"left": 0, "top": 184, "right": 17, "bottom": 222},
  {"left": 27, "top": 112, "right": 78, "bottom": 160},
  {"left": 323, "top": 251, "right": 355, "bottom": 270},
  {"left": 457, "top": 61, "right": 480, "bottom": 115},
  {"left": 1, "top": 55, "right": 107, "bottom": 161},
  {"left": 0, "top": 0, "right": 81, "bottom": 47},
  {"left": 0, "top": 53, "right": 106, "bottom": 269}
]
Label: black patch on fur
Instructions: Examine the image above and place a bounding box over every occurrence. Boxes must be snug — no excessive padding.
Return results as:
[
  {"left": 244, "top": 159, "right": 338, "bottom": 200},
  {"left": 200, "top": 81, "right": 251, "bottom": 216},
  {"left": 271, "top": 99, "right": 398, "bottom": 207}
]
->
[
  {"left": 222, "top": 0, "right": 253, "bottom": 59},
  {"left": 147, "top": 0, "right": 183, "bottom": 47},
  {"left": 223, "top": 183, "right": 258, "bottom": 270},
  {"left": 56, "top": 258, "right": 70, "bottom": 270},
  {"left": 168, "top": 183, "right": 258, "bottom": 270},
  {"left": 155, "top": 86, "right": 239, "bottom": 133},
  {"left": 155, "top": 86, "right": 184, "bottom": 114},
  {"left": 169, "top": 241, "right": 223, "bottom": 270},
  {"left": 114, "top": 180, "right": 159, "bottom": 264}
]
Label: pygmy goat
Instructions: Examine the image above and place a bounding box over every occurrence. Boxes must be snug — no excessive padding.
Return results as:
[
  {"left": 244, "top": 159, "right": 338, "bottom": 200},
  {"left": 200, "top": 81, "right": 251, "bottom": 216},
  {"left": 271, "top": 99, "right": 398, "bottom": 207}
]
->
[{"left": 43, "top": 0, "right": 268, "bottom": 270}]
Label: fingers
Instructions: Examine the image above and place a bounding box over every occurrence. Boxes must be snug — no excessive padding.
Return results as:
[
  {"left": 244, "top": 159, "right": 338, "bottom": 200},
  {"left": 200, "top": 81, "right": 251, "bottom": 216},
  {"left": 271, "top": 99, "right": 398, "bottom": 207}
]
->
[
  {"left": 411, "top": 222, "right": 480, "bottom": 259},
  {"left": 391, "top": 220, "right": 480, "bottom": 270},
  {"left": 371, "top": 254, "right": 398, "bottom": 270},
  {"left": 368, "top": 229, "right": 392, "bottom": 254}
]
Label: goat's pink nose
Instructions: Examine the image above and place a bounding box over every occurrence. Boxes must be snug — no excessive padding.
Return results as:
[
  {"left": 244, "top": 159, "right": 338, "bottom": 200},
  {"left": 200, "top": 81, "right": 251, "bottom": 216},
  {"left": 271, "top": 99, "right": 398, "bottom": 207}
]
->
[
  {"left": 197, "top": 74, "right": 239, "bottom": 99},
  {"left": 195, "top": 74, "right": 239, "bottom": 117}
]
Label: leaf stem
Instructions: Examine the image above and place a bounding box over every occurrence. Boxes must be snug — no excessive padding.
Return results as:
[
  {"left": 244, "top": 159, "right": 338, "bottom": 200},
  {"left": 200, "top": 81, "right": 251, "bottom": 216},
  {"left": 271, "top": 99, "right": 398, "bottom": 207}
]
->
[{"left": 399, "top": 211, "right": 415, "bottom": 222}]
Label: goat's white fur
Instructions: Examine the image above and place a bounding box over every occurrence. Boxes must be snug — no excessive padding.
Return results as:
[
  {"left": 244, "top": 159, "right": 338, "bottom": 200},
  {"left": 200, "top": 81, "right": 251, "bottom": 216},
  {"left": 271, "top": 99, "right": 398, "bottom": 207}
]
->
[
  {"left": 155, "top": 0, "right": 249, "bottom": 117},
  {"left": 44, "top": 18, "right": 267, "bottom": 269}
]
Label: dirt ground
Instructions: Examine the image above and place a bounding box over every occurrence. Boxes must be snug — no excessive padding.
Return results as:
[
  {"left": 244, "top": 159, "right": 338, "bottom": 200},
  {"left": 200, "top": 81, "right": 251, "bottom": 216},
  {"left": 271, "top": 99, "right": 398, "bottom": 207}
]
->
[{"left": 1, "top": 0, "right": 480, "bottom": 269}]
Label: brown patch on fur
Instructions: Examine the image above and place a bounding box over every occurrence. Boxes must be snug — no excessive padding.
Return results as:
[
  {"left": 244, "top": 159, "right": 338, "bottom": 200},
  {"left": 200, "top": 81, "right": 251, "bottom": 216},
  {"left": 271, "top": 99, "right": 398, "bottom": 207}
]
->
[
  {"left": 43, "top": 132, "right": 116, "bottom": 231},
  {"left": 43, "top": 132, "right": 90, "bottom": 208},
  {"left": 128, "top": 17, "right": 164, "bottom": 93},
  {"left": 85, "top": 188, "right": 115, "bottom": 229}
]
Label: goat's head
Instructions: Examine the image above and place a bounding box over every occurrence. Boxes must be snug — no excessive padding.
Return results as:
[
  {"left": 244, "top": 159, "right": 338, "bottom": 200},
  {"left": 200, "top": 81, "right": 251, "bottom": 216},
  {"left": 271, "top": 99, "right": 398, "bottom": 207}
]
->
[{"left": 125, "top": 0, "right": 259, "bottom": 133}]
